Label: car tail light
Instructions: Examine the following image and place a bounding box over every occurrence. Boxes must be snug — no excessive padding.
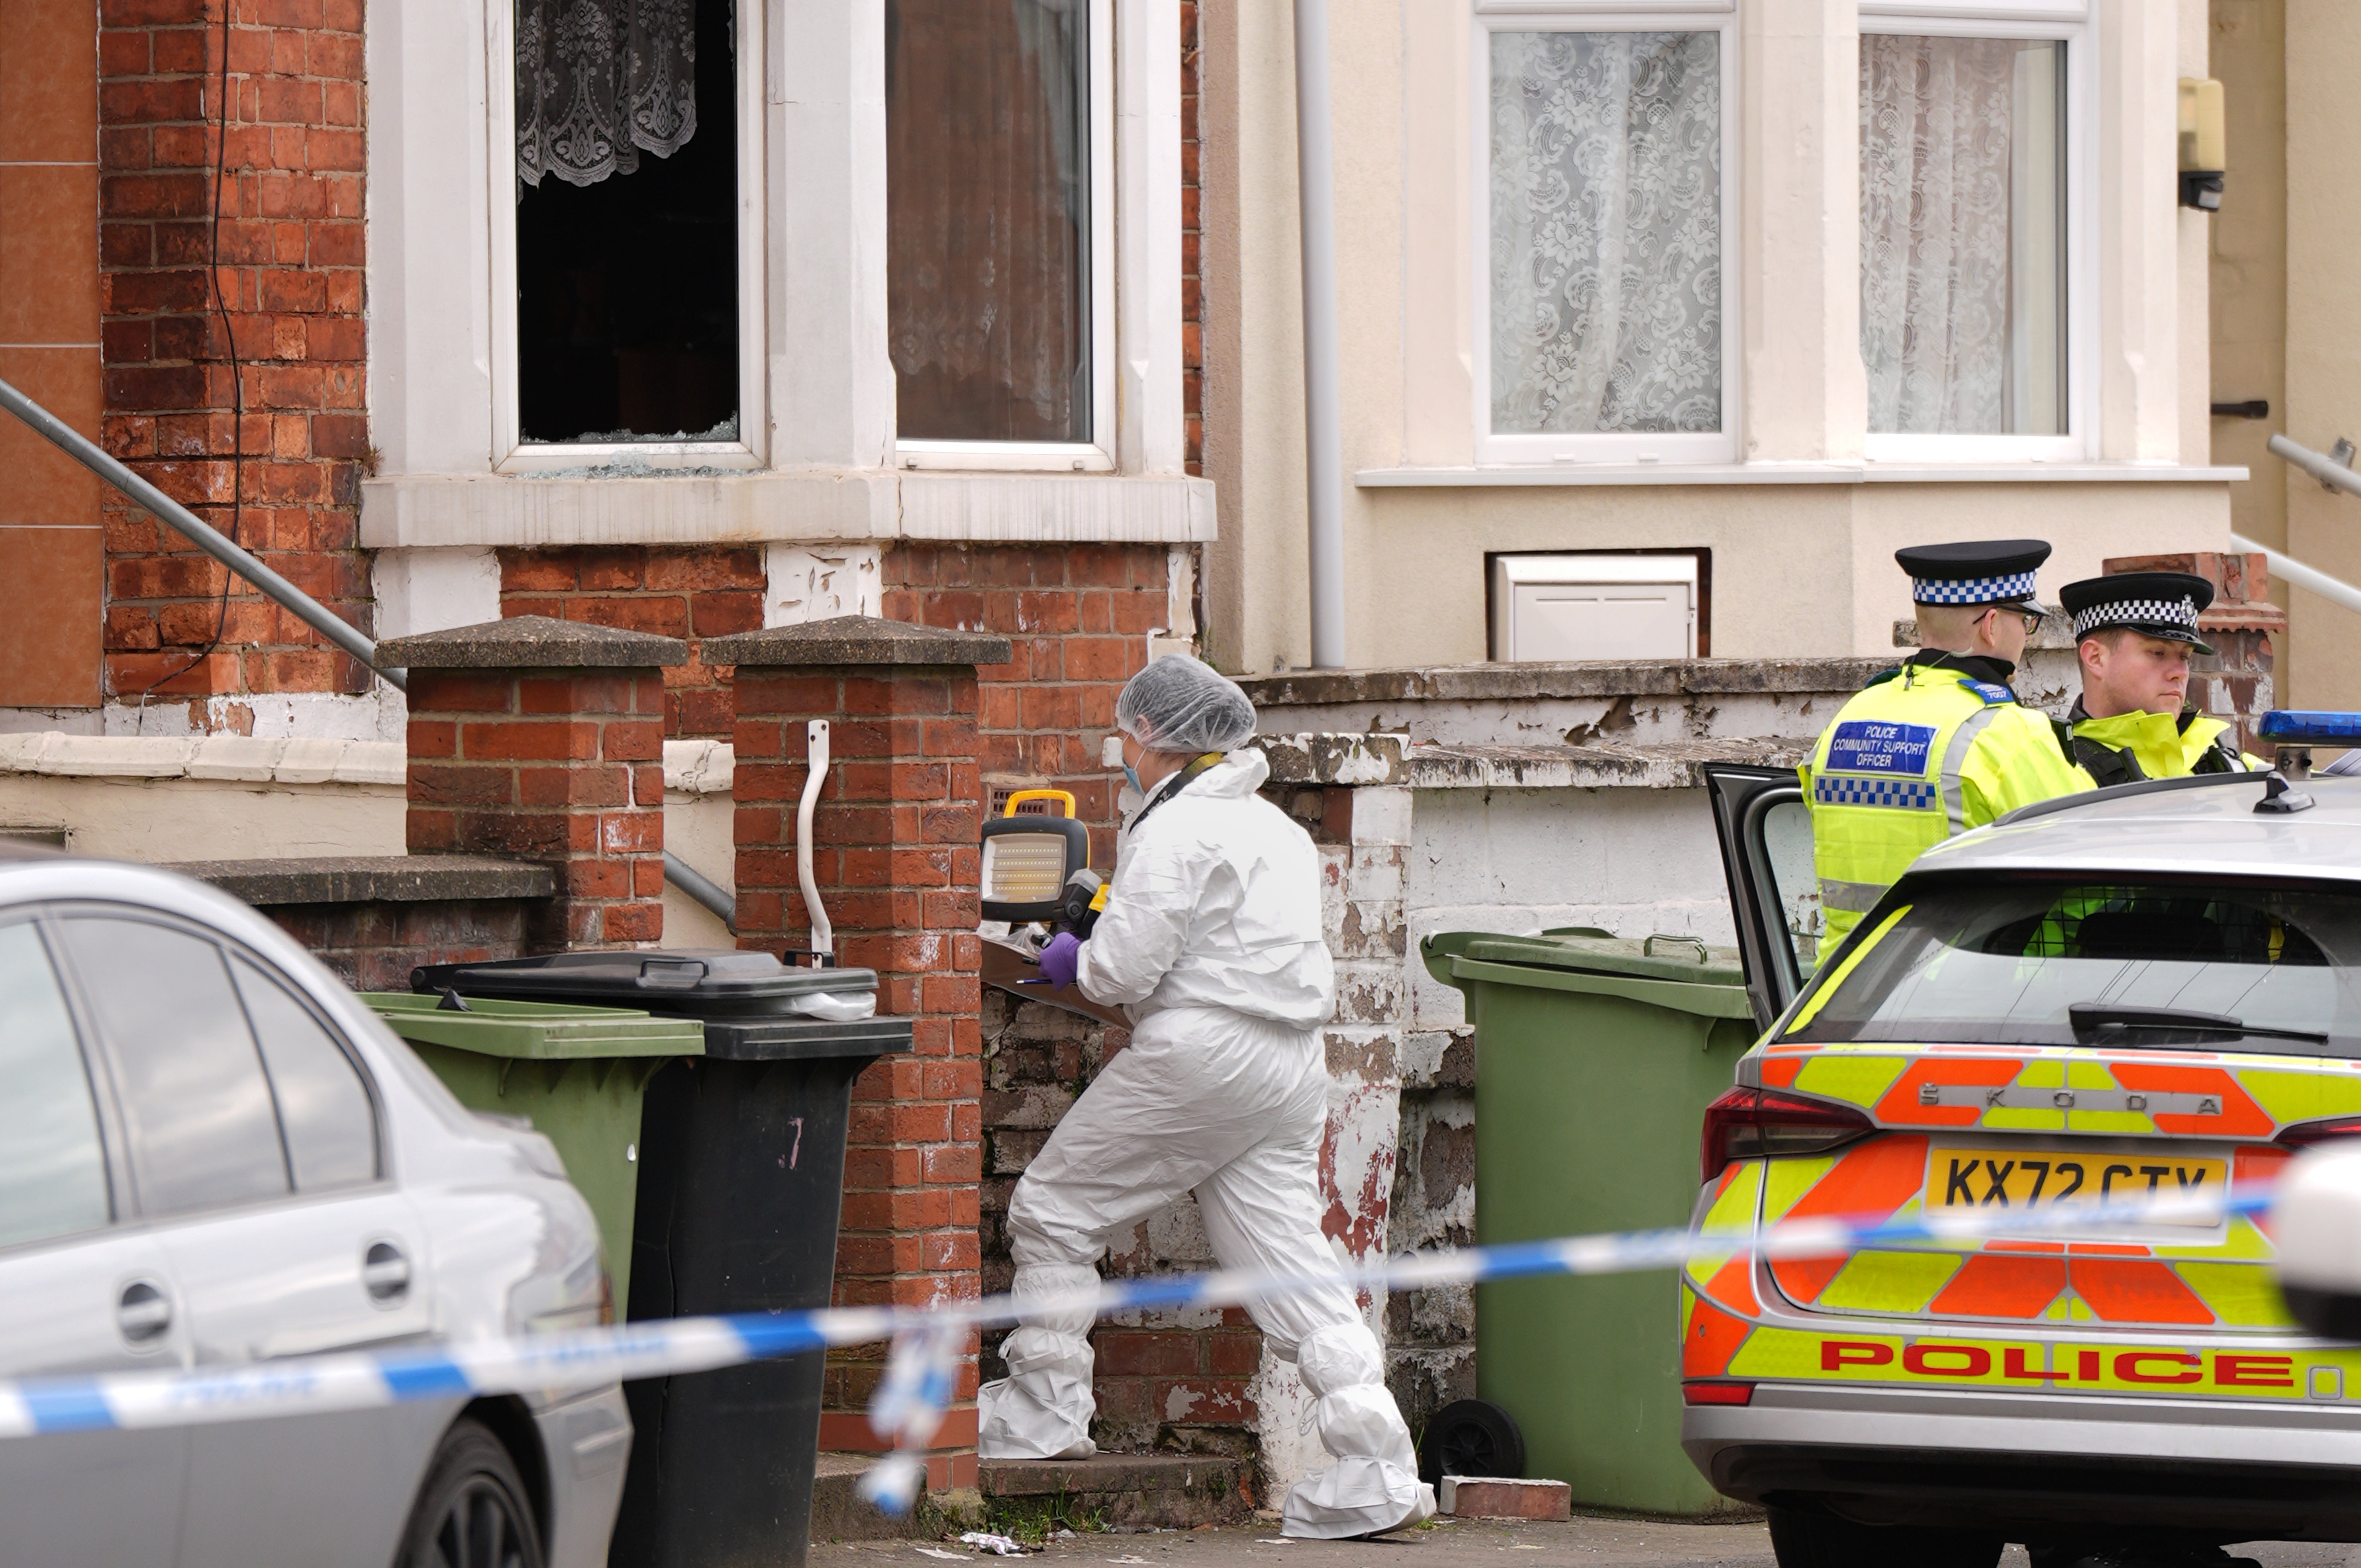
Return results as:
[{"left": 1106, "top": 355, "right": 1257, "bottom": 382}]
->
[
  {"left": 2277, "top": 1117, "right": 2361, "bottom": 1150},
  {"left": 1700, "top": 1086, "right": 1876, "bottom": 1183},
  {"left": 1683, "top": 1382, "right": 1755, "bottom": 1407}
]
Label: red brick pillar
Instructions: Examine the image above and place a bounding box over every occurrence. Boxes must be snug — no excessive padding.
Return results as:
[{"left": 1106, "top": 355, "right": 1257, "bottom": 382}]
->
[
  {"left": 2102, "top": 552, "right": 2288, "bottom": 756},
  {"left": 378, "top": 615, "right": 686, "bottom": 950},
  {"left": 708, "top": 615, "right": 1009, "bottom": 1493}
]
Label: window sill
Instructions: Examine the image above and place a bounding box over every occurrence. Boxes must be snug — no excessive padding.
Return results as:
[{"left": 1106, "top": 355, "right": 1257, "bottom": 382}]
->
[
  {"left": 359, "top": 469, "right": 1216, "bottom": 549},
  {"left": 1354, "top": 462, "right": 2250, "bottom": 488}
]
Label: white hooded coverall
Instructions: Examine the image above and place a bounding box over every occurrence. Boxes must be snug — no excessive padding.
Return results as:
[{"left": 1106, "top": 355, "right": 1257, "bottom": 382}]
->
[{"left": 976, "top": 748, "right": 1433, "bottom": 1539}]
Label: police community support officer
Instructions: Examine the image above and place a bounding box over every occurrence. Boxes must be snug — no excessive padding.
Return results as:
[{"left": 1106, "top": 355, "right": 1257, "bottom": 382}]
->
[
  {"left": 1804, "top": 541, "right": 2090, "bottom": 953},
  {"left": 2053, "top": 572, "right": 2267, "bottom": 784}
]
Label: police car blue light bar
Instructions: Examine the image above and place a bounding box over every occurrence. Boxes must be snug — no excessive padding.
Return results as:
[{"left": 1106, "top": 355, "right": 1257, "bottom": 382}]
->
[{"left": 2259, "top": 711, "right": 2361, "bottom": 743}]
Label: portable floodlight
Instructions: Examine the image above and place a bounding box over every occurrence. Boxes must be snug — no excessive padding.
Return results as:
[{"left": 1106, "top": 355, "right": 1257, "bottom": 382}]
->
[{"left": 980, "top": 790, "right": 1091, "bottom": 923}]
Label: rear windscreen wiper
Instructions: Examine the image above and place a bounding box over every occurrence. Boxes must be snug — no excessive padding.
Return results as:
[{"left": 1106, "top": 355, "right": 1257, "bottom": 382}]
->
[{"left": 2068, "top": 1003, "right": 2329, "bottom": 1046}]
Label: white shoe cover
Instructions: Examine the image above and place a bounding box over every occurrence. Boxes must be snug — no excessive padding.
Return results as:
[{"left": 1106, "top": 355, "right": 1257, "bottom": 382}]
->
[
  {"left": 978, "top": 1262, "right": 1104, "bottom": 1461},
  {"left": 977, "top": 1331, "right": 1096, "bottom": 1460},
  {"left": 1281, "top": 1461, "right": 1433, "bottom": 1538},
  {"left": 1280, "top": 1325, "right": 1431, "bottom": 1538}
]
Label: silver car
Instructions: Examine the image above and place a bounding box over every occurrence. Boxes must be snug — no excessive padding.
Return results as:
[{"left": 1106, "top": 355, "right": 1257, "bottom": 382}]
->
[
  {"left": 0, "top": 850, "right": 629, "bottom": 1567},
  {"left": 1694, "top": 766, "right": 2361, "bottom": 1566}
]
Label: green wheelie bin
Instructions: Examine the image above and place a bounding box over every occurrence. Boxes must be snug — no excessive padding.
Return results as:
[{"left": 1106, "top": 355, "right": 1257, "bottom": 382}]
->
[
  {"left": 363, "top": 992, "right": 704, "bottom": 1316},
  {"left": 1421, "top": 929, "right": 1757, "bottom": 1517}
]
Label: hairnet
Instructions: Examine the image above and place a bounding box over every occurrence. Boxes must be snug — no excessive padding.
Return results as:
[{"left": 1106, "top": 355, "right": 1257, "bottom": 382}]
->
[{"left": 1115, "top": 654, "right": 1259, "bottom": 753}]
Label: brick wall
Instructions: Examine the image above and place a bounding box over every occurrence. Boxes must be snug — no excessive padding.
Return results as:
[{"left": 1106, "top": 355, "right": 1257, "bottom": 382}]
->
[
  {"left": 254, "top": 897, "right": 533, "bottom": 990},
  {"left": 498, "top": 546, "right": 765, "bottom": 739},
  {"left": 715, "top": 620, "right": 1005, "bottom": 1493},
  {"left": 391, "top": 624, "right": 680, "bottom": 951},
  {"left": 882, "top": 542, "right": 1167, "bottom": 872},
  {"left": 99, "top": 0, "right": 369, "bottom": 718}
]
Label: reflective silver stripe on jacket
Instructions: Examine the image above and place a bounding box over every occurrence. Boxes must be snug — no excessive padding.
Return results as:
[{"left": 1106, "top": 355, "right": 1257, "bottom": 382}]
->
[
  {"left": 1937, "top": 704, "right": 2006, "bottom": 836},
  {"left": 1818, "top": 877, "right": 1890, "bottom": 914}
]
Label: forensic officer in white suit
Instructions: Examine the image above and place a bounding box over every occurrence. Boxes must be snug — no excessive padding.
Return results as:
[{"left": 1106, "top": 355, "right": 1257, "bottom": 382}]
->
[{"left": 977, "top": 654, "right": 1434, "bottom": 1540}]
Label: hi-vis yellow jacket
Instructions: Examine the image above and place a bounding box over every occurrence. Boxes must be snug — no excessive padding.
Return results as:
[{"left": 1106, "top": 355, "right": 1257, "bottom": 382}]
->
[
  {"left": 2060, "top": 705, "right": 2267, "bottom": 787},
  {"left": 1802, "top": 655, "right": 2090, "bottom": 954}
]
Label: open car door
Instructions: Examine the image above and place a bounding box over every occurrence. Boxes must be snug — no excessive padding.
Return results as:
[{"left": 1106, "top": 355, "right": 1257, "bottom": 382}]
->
[{"left": 1702, "top": 762, "right": 1821, "bottom": 1033}]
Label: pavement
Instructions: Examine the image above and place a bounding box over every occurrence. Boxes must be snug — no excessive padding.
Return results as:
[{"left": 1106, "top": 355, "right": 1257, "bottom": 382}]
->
[{"left": 807, "top": 1515, "right": 2361, "bottom": 1567}]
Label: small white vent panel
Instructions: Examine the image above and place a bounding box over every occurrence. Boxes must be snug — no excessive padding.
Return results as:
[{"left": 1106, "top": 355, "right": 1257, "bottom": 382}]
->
[{"left": 1490, "top": 555, "right": 1698, "bottom": 662}]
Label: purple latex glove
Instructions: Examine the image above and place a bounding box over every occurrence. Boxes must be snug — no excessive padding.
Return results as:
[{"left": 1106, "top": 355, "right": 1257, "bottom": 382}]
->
[{"left": 1037, "top": 931, "right": 1082, "bottom": 990}]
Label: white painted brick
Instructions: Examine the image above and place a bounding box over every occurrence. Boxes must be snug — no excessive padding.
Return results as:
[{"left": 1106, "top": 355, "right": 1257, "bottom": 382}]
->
[{"left": 1347, "top": 784, "right": 1413, "bottom": 847}]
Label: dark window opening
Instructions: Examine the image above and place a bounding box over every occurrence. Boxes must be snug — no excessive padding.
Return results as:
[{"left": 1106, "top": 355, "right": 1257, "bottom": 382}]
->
[
  {"left": 516, "top": 0, "right": 739, "bottom": 445},
  {"left": 886, "top": 0, "right": 1093, "bottom": 444}
]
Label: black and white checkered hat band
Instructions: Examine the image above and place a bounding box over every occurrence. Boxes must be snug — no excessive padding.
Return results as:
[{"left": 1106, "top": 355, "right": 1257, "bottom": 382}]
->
[
  {"left": 1912, "top": 570, "right": 2037, "bottom": 606},
  {"left": 2071, "top": 597, "right": 2201, "bottom": 638}
]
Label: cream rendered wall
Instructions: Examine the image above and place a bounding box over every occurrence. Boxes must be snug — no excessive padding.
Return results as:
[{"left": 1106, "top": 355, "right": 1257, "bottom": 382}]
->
[
  {"left": 2282, "top": 3, "right": 2361, "bottom": 708},
  {"left": 2206, "top": 0, "right": 2290, "bottom": 688},
  {"left": 1206, "top": 0, "right": 2231, "bottom": 674}
]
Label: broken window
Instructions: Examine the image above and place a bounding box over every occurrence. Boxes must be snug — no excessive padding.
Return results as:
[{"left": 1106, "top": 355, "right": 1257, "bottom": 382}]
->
[{"left": 514, "top": 0, "right": 739, "bottom": 445}]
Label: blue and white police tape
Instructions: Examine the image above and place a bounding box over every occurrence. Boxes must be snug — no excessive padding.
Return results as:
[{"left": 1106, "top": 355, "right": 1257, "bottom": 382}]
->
[{"left": 0, "top": 1184, "right": 2273, "bottom": 1515}]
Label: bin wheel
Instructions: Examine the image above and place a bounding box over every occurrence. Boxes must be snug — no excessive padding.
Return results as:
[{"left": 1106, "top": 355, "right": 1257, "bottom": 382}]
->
[
  {"left": 1419, "top": 1398, "right": 1525, "bottom": 1484},
  {"left": 395, "top": 1416, "right": 546, "bottom": 1568},
  {"left": 1765, "top": 1504, "right": 2000, "bottom": 1568}
]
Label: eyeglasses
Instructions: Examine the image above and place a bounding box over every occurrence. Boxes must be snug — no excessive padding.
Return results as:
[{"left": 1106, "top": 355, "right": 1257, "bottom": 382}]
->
[{"left": 1982, "top": 607, "right": 2045, "bottom": 635}]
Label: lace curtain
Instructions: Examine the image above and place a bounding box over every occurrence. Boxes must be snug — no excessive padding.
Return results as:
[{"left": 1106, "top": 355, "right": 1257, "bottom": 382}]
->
[
  {"left": 1860, "top": 35, "right": 2061, "bottom": 435},
  {"left": 516, "top": 0, "right": 698, "bottom": 189},
  {"left": 1488, "top": 30, "right": 1723, "bottom": 437}
]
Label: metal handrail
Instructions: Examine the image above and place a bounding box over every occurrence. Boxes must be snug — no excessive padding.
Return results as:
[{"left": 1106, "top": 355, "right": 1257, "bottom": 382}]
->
[
  {"left": 0, "top": 374, "right": 744, "bottom": 930},
  {"left": 0, "top": 376, "right": 404, "bottom": 689},
  {"left": 2269, "top": 432, "right": 2361, "bottom": 500}
]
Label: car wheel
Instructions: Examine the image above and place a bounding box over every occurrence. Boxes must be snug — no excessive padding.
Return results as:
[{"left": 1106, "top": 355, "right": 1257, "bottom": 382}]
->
[
  {"left": 1766, "top": 1504, "right": 2001, "bottom": 1568},
  {"left": 395, "top": 1417, "right": 545, "bottom": 1568},
  {"left": 1418, "top": 1398, "right": 1526, "bottom": 1484}
]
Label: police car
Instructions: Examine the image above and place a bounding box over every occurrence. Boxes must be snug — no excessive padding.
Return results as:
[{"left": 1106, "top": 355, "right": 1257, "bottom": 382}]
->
[{"left": 1694, "top": 754, "right": 2361, "bottom": 1566}]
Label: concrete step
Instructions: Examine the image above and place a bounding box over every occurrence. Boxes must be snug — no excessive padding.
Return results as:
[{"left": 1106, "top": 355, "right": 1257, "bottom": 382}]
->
[
  {"left": 808, "top": 1453, "right": 926, "bottom": 1543},
  {"left": 979, "top": 1453, "right": 1255, "bottom": 1532}
]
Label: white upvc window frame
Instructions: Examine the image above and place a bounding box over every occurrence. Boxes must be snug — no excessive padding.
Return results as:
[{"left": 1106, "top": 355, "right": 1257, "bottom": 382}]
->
[
  {"left": 1468, "top": 0, "right": 1741, "bottom": 468},
  {"left": 1858, "top": 0, "right": 2095, "bottom": 465},
  {"left": 484, "top": 0, "right": 772, "bottom": 472},
  {"left": 894, "top": 0, "right": 1119, "bottom": 474}
]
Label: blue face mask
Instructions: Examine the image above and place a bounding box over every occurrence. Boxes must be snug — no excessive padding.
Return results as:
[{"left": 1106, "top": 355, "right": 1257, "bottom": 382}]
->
[{"left": 1123, "top": 762, "right": 1143, "bottom": 795}]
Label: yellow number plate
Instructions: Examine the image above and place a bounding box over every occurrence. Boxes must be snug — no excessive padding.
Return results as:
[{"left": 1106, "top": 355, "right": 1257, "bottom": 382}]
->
[{"left": 1926, "top": 1147, "right": 2228, "bottom": 1226}]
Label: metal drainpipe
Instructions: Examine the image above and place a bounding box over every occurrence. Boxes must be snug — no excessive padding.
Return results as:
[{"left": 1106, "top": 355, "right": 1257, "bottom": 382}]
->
[{"left": 1294, "top": 0, "right": 1346, "bottom": 668}]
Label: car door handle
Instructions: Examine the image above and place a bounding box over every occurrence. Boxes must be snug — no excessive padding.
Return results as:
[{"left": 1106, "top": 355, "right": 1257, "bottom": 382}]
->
[
  {"left": 363, "top": 1241, "right": 411, "bottom": 1305},
  {"left": 117, "top": 1279, "right": 171, "bottom": 1345}
]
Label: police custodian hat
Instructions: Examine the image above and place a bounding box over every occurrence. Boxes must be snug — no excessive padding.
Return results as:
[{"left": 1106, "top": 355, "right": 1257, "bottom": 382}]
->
[
  {"left": 1894, "top": 539, "right": 2053, "bottom": 609},
  {"left": 2057, "top": 572, "right": 2217, "bottom": 656}
]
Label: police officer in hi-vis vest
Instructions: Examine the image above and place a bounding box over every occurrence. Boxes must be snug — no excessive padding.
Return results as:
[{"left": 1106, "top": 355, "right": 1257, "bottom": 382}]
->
[
  {"left": 2053, "top": 572, "right": 2269, "bottom": 785},
  {"left": 1803, "top": 541, "right": 2091, "bottom": 955}
]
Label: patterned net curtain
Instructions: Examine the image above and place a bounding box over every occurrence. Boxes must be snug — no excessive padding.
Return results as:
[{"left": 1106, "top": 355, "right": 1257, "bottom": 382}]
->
[
  {"left": 1488, "top": 30, "right": 1723, "bottom": 437},
  {"left": 516, "top": 0, "right": 699, "bottom": 190},
  {"left": 1859, "top": 35, "right": 2065, "bottom": 436}
]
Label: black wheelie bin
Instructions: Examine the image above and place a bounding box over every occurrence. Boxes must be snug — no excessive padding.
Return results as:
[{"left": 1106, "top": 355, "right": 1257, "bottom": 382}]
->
[{"left": 413, "top": 949, "right": 912, "bottom": 1568}]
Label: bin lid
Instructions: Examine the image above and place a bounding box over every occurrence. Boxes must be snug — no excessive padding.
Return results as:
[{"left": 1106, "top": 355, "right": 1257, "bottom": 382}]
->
[
  {"left": 700, "top": 1015, "right": 916, "bottom": 1062},
  {"left": 361, "top": 992, "right": 706, "bottom": 1060},
  {"left": 1439, "top": 931, "right": 1746, "bottom": 989},
  {"left": 411, "top": 949, "right": 878, "bottom": 1018}
]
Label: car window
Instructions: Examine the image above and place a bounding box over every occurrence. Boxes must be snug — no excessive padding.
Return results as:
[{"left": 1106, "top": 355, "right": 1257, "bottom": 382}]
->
[
  {"left": 0, "top": 923, "right": 111, "bottom": 1249},
  {"left": 231, "top": 956, "right": 379, "bottom": 1191},
  {"left": 58, "top": 916, "right": 290, "bottom": 1217},
  {"left": 1783, "top": 875, "right": 2361, "bottom": 1056}
]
